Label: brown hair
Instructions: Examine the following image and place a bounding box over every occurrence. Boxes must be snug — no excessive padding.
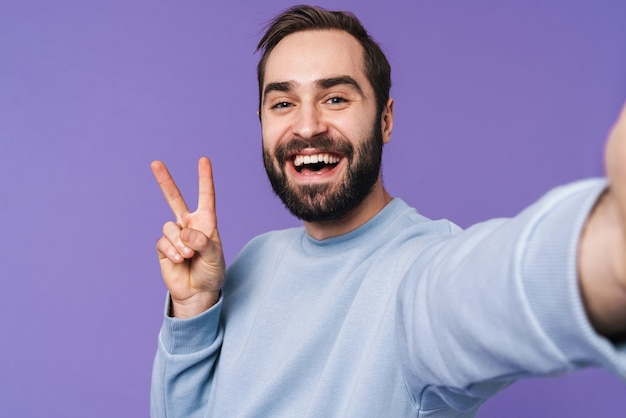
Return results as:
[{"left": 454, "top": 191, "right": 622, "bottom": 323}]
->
[{"left": 256, "top": 5, "right": 391, "bottom": 117}]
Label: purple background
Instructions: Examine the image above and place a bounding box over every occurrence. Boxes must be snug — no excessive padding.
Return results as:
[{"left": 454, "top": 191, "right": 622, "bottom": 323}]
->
[{"left": 1, "top": 0, "right": 625, "bottom": 416}]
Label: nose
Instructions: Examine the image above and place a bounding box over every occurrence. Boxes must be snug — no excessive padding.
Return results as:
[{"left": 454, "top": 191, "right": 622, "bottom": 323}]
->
[{"left": 292, "top": 103, "right": 327, "bottom": 139}]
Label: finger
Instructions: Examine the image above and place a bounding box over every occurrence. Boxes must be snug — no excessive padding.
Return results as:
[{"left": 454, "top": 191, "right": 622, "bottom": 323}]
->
[
  {"left": 162, "top": 221, "right": 194, "bottom": 259},
  {"left": 156, "top": 235, "right": 186, "bottom": 264},
  {"left": 196, "top": 157, "right": 217, "bottom": 218},
  {"left": 151, "top": 160, "right": 191, "bottom": 223}
]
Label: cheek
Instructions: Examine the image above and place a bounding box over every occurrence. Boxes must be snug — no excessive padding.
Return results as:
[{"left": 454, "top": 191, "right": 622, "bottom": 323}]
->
[
  {"left": 261, "top": 119, "right": 285, "bottom": 151},
  {"left": 337, "top": 114, "right": 374, "bottom": 144},
  {"left": 261, "top": 127, "right": 283, "bottom": 168}
]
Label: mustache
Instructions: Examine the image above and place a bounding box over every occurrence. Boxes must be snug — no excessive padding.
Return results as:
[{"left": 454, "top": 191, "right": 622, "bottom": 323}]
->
[{"left": 274, "top": 136, "right": 355, "bottom": 163}]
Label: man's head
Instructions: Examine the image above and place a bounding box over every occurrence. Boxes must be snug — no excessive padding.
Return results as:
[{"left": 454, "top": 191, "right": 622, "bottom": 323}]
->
[
  {"left": 256, "top": 5, "right": 391, "bottom": 118},
  {"left": 257, "top": 6, "right": 394, "bottom": 224}
]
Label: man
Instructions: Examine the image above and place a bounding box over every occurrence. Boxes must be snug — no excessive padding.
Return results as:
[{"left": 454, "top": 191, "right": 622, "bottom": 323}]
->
[{"left": 150, "top": 5, "right": 626, "bottom": 417}]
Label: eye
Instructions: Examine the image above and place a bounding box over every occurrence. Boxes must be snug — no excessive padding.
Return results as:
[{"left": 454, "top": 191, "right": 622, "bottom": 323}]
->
[
  {"left": 271, "top": 101, "right": 293, "bottom": 110},
  {"left": 326, "top": 96, "right": 348, "bottom": 105}
]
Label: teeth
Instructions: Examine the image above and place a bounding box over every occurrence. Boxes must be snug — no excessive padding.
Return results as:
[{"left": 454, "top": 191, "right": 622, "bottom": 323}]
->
[{"left": 293, "top": 153, "right": 340, "bottom": 167}]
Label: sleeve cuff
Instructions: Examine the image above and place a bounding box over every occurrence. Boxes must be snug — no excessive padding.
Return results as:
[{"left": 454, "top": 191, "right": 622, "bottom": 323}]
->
[
  {"left": 521, "top": 178, "right": 626, "bottom": 378},
  {"left": 159, "top": 292, "right": 223, "bottom": 355}
]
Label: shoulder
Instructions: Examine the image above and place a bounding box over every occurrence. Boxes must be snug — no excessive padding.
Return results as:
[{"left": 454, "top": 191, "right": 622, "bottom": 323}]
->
[{"left": 384, "top": 198, "right": 462, "bottom": 240}]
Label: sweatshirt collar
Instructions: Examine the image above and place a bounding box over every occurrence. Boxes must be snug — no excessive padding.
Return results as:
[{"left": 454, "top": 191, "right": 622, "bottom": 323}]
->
[{"left": 301, "top": 198, "right": 409, "bottom": 255}]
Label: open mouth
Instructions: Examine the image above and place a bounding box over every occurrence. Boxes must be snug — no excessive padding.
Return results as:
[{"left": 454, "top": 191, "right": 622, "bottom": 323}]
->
[{"left": 293, "top": 152, "right": 341, "bottom": 173}]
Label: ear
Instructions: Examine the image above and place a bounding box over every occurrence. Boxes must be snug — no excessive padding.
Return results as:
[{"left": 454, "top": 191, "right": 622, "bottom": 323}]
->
[{"left": 381, "top": 98, "right": 394, "bottom": 144}]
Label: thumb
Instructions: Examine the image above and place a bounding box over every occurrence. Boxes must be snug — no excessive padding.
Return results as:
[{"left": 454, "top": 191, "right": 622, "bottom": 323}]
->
[
  {"left": 181, "top": 227, "right": 209, "bottom": 250},
  {"left": 180, "top": 227, "right": 223, "bottom": 260}
]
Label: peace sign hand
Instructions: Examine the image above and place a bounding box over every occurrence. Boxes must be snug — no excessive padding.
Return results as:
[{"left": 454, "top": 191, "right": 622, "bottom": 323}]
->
[{"left": 151, "top": 157, "right": 225, "bottom": 318}]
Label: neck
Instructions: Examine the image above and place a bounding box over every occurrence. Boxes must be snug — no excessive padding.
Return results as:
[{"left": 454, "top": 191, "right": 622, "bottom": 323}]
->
[{"left": 303, "top": 181, "right": 392, "bottom": 240}]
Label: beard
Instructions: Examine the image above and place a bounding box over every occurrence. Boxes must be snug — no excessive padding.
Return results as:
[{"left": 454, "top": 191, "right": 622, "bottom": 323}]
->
[{"left": 263, "top": 119, "right": 383, "bottom": 223}]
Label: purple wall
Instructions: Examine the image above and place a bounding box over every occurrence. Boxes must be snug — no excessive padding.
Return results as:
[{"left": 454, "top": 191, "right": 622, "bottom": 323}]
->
[{"left": 1, "top": 1, "right": 625, "bottom": 416}]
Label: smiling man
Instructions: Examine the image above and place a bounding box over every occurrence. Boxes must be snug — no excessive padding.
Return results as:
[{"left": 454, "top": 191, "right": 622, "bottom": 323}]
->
[{"left": 150, "top": 5, "right": 626, "bottom": 417}]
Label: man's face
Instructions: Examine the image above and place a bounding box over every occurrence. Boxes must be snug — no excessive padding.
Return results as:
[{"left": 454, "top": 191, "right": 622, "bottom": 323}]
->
[{"left": 260, "top": 30, "right": 386, "bottom": 222}]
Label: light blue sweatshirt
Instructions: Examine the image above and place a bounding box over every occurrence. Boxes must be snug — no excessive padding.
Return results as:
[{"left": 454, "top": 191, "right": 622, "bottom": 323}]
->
[{"left": 151, "top": 179, "right": 626, "bottom": 417}]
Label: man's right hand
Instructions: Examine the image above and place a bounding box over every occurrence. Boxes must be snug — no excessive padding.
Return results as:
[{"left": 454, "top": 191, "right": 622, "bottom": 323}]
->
[{"left": 151, "top": 157, "right": 225, "bottom": 318}]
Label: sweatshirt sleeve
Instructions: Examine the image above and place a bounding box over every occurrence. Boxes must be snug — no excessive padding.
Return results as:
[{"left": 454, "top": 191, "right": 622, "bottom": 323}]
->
[
  {"left": 150, "top": 294, "right": 224, "bottom": 418},
  {"left": 396, "top": 179, "right": 626, "bottom": 408}
]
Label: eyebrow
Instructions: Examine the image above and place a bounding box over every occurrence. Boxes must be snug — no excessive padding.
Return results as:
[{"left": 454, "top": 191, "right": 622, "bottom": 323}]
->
[
  {"left": 262, "top": 76, "right": 364, "bottom": 104},
  {"left": 316, "top": 76, "right": 363, "bottom": 95},
  {"left": 263, "top": 81, "right": 294, "bottom": 101}
]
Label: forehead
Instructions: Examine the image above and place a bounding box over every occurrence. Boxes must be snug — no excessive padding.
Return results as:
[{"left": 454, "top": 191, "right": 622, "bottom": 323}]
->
[{"left": 263, "top": 29, "right": 367, "bottom": 88}]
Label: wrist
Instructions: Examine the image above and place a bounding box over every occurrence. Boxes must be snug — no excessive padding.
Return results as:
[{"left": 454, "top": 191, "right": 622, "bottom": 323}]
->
[{"left": 169, "top": 291, "right": 220, "bottom": 318}]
